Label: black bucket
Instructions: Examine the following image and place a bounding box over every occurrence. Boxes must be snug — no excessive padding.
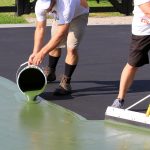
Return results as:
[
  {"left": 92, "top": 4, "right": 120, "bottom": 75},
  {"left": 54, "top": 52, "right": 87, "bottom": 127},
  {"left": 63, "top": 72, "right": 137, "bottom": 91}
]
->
[{"left": 16, "top": 62, "right": 47, "bottom": 103}]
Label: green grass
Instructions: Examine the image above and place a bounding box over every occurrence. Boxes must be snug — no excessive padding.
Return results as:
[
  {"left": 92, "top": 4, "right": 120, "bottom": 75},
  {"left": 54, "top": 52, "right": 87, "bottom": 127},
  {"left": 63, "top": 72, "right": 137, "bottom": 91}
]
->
[
  {"left": 0, "top": 13, "right": 27, "bottom": 24},
  {"left": 88, "top": 0, "right": 113, "bottom": 7},
  {"left": 0, "top": 0, "right": 27, "bottom": 24},
  {"left": 0, "top": 0, "right": 123, "bottom": 24},
  {"left": 88, "top": 0, "right": 123, "bottom": 17},
  {"left": 0, "top": 0, "right": 15, "bottom": 6},
  {"left": 89, "top": 12, "right": 124, "bottom": 17}
]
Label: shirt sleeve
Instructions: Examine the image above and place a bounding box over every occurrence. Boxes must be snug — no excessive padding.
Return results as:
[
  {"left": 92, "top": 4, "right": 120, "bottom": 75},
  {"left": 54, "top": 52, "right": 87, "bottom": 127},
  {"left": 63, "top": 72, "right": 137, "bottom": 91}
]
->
[
  {"left": 35, "top": 2, "right": 47, "bottom": 22},
  {"left": 134, "top": 0, "right": 150, "bottom": 6},
  {"left": 57, "top": 0, "right": 76, "bottom": 24}
]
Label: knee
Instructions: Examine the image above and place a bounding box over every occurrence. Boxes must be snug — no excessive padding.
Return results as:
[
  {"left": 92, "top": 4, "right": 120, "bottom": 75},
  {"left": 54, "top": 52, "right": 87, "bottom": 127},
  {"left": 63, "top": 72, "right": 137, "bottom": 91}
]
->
[
  {"left": 126, "top": 63, "right": 138, "bottom": 71},
  {"left": 49, "top": 48, "right": 61, "bottom": 57},
  {"left": 67, "top": 49, "right": 78, "bottom": 56}
]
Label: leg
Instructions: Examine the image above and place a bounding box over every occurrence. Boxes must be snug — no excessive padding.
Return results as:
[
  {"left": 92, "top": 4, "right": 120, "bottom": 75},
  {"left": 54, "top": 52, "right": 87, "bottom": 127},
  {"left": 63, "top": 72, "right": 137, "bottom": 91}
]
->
[
  {"left": 117, "top": 63, "right": 138, "bottom": 100},
  {"left": 53, "top": 14, "right": 88, "bottom": 95},
  {"left": 44, "top": 48, "right": 61, "bottom": 82},
  {"left": 53, "top": 48, "right": 78, "bottom": 95},
  {"left": 48, "top": 48, "right": 61, "bottom": 69},
  {"left": 64, "top": 47, "right": 78, "bottom": 77},
  {"left": 112, "top": 35, "right": 150, "bottom": 108},
  {"left": 112, "top": 63, "right": 138, "bottom": 108},
  {"left": 44, "top": 19, "right": 63, "bottom": 82},
  {"left": 65, "top": 47, "right": 78, "bottom": 65}
]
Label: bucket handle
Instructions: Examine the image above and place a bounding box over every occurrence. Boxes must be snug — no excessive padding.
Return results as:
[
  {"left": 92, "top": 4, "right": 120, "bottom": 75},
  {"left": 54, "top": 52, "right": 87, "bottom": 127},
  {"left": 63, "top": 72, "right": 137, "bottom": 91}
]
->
[
  {"left": 16, "top": 62, "right": 46, "bottom": 84},
  {"left": 16, "top": 61, "right": 28, "bottom": 83}
]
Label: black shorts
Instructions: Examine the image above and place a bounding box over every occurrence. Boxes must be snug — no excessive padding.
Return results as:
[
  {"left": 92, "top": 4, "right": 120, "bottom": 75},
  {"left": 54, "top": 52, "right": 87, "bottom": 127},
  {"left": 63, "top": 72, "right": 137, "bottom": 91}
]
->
[{"left": 128, "top": 34, "right": 150, "bottom": 67}]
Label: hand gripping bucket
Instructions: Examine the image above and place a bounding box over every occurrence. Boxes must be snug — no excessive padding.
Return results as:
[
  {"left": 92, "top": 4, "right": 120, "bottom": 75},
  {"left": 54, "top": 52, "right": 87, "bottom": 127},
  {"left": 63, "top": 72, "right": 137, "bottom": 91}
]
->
[{"left": 16, "top": 62, "right": 47, "bottom": 103}]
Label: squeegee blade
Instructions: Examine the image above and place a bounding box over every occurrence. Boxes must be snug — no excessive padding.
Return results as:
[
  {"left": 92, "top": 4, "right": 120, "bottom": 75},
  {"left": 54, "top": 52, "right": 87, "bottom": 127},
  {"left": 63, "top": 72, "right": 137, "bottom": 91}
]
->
[{"left": 105, "top": 106, "right": 150, "bottom": 128}]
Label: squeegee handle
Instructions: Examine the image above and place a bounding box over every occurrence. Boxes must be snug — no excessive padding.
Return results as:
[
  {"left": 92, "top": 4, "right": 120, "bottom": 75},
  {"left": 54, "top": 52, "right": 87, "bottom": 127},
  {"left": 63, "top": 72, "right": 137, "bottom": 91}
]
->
[{"left": 126, "top": 95, "right": 150, "bottom": 110}]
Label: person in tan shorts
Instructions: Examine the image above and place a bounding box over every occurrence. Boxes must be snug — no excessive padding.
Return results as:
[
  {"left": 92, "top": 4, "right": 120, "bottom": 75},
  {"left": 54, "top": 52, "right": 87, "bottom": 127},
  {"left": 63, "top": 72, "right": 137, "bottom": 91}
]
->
[{"left": 28, "top": 0, "right": 89, "bottom": 95}]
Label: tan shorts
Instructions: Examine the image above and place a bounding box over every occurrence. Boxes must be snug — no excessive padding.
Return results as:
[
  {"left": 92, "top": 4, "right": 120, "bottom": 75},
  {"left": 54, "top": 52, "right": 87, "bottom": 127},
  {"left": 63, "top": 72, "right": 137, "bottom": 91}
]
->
[{"left": 51, "top": 13, "right": 89, "bottom": 49}]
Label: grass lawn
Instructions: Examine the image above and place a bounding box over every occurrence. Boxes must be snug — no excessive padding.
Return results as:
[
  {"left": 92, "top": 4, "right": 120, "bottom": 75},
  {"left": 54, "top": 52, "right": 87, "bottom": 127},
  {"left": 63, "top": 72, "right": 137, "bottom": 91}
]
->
[
  {"left": 88, "top": 0, "right": 113, "bottom": 7},
  {"left": 0, "top": 0, "right": 112, "bottom": 7},
  {"left": 0, "top": 0, "right": 124, "bottom": 24},
  {"left": 0, "top": 0, "right": 15, "bottom": 6}
]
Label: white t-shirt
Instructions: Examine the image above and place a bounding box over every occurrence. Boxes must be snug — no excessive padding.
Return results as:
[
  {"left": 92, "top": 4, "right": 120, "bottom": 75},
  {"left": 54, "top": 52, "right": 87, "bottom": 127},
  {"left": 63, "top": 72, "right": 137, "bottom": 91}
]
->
[
  {"left": 35, "top": 0, "right": 89, "bottom": 24},
  {"left": 132, "top": 0, "right": 150, "bottom": 35}
]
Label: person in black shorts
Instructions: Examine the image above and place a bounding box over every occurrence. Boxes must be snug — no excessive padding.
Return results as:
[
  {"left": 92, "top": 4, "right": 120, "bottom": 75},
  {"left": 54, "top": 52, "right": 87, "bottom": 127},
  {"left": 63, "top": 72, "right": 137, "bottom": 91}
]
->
[{"left": 111, "top": 0, "right": 150, "bottom": 108}]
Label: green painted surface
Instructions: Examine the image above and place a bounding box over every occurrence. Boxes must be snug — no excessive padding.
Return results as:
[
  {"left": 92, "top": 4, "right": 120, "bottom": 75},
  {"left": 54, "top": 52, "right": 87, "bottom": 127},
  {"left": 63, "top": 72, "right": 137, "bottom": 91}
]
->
[{"left": 0, "top": 76, "right": 150, "bottom": 150}]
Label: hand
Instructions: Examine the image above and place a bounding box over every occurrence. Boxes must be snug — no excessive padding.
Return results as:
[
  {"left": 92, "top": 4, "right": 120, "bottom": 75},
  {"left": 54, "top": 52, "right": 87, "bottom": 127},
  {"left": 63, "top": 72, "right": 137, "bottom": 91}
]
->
[
  {"left": 28, "top": 53, "right": 36, "bottom": 65},
  {"left": 32, "top": 51, "right": 45, "bottom": 65}
]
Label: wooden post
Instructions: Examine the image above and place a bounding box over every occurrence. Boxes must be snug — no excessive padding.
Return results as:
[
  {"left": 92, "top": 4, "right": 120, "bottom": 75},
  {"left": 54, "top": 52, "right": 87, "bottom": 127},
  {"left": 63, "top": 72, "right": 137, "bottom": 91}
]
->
[
  {"left": 122, "top": 0, "right": 133, "bottom": 16},
  {"left": 15, "top": 0, "right": 24, "bottom": 16},
  {"left": 108, "top": 0, "right": 122, "bottom": 13},
  {"left": 24, "top": 0, "right": 31, "bottom": 14},
  {"left": 15, "top": 0, "right": 31, "bottom": 16}
]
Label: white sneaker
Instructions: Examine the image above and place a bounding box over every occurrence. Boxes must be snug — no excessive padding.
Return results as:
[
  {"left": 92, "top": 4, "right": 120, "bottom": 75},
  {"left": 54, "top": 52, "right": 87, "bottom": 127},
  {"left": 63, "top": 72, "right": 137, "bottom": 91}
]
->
[{"left": 111, "top": 98, "right": 124, "bottom": 108}]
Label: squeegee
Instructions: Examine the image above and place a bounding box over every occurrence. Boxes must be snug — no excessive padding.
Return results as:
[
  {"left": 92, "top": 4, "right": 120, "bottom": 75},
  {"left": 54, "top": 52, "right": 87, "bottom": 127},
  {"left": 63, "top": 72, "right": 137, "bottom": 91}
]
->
[{"left": 105, "top": 95, "right": 150, "bottom": 128}]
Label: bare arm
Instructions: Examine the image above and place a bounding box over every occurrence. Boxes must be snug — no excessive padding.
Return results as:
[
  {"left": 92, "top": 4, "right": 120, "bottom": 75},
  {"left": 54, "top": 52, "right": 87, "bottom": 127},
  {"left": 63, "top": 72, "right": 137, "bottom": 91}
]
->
[
  {"left": 30, "top": 23, "right": 70, "bottom": 65},
  {"left": 28, "top": 20, "right": 46, "bottom": 64},
  {"left": 33, "top": 20, "right": 46, "bottom": 54},
  {"left": 40, "top": 23, "right": 69, "bottom": 56}
]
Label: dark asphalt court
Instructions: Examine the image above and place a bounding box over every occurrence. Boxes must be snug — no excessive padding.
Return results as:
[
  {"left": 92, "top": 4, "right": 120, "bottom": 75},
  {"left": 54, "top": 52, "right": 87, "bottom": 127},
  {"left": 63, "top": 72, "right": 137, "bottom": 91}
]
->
[{"left": 1, "top": 25, "right": 150, "bottom": 120}]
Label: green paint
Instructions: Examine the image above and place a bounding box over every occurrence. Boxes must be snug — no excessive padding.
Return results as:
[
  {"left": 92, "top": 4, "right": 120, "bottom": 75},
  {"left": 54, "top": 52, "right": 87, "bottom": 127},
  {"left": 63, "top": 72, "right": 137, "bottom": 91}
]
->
[
  {"left": 1, "top": 76, "right": 150, "bottom": 150},
  {"left": 105, "top": 119, "right": 150, "bottom": 134},
  {"left": 24, "top": 91, "right": 37, "bottom": 102},
  {"left": 24, "top": 86, "right": 46, "bottom": 103}
]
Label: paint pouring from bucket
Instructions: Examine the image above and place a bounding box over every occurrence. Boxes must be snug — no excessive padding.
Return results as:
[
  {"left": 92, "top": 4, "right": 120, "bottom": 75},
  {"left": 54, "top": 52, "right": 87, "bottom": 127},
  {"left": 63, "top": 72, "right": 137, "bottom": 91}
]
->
[{"left": 16, "top": 62, "right": 47, "bottom": 103}]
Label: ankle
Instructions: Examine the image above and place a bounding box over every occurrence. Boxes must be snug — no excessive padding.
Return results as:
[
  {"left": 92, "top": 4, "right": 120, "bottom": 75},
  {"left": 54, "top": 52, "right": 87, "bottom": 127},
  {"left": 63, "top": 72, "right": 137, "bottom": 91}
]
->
[
  {"left": 61, "top": 75, "right": 71, "bottom": 84},
  {"left": 117, "top": 98, "right": 124, "bottom": 101},
  {"left": 59, "top": 75, "right": 72, "bottom": 90}
]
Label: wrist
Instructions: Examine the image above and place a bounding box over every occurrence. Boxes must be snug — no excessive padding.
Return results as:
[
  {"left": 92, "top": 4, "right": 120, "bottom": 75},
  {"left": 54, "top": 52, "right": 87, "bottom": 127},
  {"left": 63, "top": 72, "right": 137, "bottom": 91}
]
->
[{"left": 40, "top": 49, "right": 47, "bottom": 57}]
